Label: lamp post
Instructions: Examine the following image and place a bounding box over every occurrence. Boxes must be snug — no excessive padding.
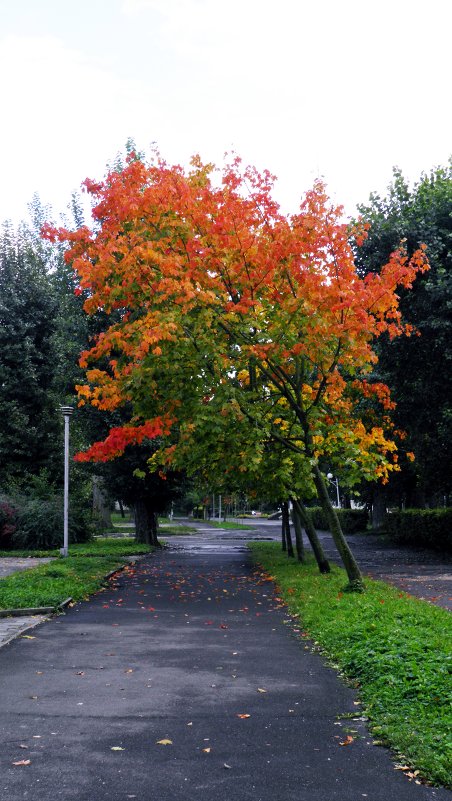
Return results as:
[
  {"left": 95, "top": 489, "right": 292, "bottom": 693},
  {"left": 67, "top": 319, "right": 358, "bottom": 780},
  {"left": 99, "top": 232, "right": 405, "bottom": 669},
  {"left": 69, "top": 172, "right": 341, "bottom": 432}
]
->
[
  {"left": 327, "top": 472, "right": 341, "bottom": 508},
  {"left": 60, "top": 406, "right": 74, "bottom": 557}
]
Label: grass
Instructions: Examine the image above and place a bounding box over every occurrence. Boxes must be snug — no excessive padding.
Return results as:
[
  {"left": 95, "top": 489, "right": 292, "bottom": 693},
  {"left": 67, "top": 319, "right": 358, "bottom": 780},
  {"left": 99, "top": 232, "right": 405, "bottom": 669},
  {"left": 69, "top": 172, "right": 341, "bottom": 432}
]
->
[
  {"left": 249, "top": 542, "right": 452, "bottom": 789},
  {"left": 159, "top": 524, "right": 194, "bottom": 535},
  {"left": 0, "top": 538, "right": 154, "bottom": 559},
  {"left": 195, "top": 520, "right": 254, "bottom": 530},
  {"left": 0, "top": 539, "right": 154, "bottom": 609}
]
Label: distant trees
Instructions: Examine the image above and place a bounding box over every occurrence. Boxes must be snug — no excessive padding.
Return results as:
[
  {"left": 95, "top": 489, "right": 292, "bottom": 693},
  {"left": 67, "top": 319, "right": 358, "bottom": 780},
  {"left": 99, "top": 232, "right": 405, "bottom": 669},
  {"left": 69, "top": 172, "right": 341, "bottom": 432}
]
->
[
  {"left": 0, "top": 222, "right": 60, "bottom": 488},
  {"left": 355, "top": 163, "right": 452, "bottom": 509}
]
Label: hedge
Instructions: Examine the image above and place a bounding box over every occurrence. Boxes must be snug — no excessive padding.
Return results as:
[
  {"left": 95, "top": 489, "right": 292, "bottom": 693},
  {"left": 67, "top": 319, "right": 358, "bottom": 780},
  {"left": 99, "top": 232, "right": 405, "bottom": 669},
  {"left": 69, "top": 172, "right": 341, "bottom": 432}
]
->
[
  {"left": 0, "top": 493, "right": 93, "bottom": 551},
  {"left": 385, "top": 508, "right": 452, "bottom": 552},
  {"left": 305, "top": 506, "right": 369, "bottom": 534}
]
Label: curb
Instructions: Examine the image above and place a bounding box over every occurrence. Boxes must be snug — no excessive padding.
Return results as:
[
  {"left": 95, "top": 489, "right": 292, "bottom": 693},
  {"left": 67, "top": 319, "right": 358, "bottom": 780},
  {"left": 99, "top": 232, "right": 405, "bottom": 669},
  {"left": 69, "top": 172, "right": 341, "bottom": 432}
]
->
[{"left": 0, "top": 596, "right": 74, "bottom": 619}]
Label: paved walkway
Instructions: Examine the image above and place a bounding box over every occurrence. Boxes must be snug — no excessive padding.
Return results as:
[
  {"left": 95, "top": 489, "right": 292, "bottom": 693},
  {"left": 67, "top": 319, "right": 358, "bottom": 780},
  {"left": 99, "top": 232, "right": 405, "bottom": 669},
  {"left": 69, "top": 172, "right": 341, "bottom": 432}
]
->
[
  {"left": 0, "top": 534, "right": 449, "bottom": 800},
  {"left": 0, "top": 556, "right": 53, "bottom": 579}
]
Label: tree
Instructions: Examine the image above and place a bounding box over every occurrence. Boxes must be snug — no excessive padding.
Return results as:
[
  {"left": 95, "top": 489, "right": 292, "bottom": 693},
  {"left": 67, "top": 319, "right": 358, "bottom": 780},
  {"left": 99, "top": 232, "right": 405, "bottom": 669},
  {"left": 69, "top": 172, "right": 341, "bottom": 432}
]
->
[
  {"left": 44, "top": 153, "right": 428, "bottom": 590},
  {"left": 355, "top": 163, "right": 452, "bottom": 508},
  {"left": 0, "top": 222, "right": 60, "bottom": 488}
]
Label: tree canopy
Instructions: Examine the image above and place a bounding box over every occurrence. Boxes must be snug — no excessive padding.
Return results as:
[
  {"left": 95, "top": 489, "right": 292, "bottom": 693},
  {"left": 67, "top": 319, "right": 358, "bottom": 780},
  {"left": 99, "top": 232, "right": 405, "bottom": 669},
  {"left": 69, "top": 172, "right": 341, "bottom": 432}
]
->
[{"left": 44, "top": 153, "right": 429, "bottom": 588}]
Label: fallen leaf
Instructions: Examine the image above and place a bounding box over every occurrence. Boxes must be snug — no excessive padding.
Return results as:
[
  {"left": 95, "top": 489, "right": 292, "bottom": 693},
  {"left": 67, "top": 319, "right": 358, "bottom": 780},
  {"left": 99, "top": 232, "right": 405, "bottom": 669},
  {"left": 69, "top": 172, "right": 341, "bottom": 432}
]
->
[
  {"left": 202, "top": 747, "right": 211, "bottom": 753},
  {"left": 224, "top": 763, "right": 232, "bottom": 769},
  {"left": 156, "top": 739, "right": 173, "bottom": 745},
  {"left": 124, "top": 669, "right": 134, "bottom": 673},
  {"left": 236, "top": 713, "right": 250, "bottom": 719},
  {"left": 18, "top": 744, "right": 29, "bottom": 749},
  {"left": 257, "top": 688, "right": 267, "bottom": 693},
  {"left": 339, "top": 735, "right": 354, "bottom": 746},
  {"left": 111, "top": 746, "right": 125, "bottom": 751},
  {"left": 21, "top": 636, "right": 36, "bottom": 640},
  {"left": 12, "top": 760, "right": 31, "bottom": 766}
]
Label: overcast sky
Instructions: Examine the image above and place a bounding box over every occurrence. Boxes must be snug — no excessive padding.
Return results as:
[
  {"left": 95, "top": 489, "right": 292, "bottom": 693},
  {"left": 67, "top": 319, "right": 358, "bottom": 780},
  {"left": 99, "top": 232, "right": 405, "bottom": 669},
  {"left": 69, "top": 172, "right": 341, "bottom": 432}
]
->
[{"left": 1, "top": 0, "right": 451, "bottom": 224}]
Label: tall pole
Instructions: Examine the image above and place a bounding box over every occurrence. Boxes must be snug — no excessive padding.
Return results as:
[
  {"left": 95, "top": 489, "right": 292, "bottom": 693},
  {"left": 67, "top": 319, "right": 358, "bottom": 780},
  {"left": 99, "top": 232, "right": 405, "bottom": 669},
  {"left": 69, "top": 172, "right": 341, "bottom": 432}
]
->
[
  {"left": 218, "top": 494, "right": 222, "bottom": 521},
  {"left": 335, "top": 478, "right": 341, "bottom": 509},
  {"left": 60, "top": 406, "right": 73, "bottom": 557}
]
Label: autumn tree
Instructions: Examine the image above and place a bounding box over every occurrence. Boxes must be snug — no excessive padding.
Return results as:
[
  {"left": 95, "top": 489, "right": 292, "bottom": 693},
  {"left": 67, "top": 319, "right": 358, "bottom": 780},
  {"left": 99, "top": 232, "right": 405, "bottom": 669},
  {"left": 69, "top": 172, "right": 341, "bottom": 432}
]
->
[{"left": 44, "top": 153, "right": 428, "bottom": 591}]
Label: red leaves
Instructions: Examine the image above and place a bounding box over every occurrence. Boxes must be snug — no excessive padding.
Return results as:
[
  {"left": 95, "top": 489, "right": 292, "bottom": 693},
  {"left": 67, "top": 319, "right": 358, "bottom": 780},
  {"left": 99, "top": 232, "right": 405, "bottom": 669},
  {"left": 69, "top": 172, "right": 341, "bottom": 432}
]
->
[{"left": 74, "top": 416, "right": 173, "bottom": 462}]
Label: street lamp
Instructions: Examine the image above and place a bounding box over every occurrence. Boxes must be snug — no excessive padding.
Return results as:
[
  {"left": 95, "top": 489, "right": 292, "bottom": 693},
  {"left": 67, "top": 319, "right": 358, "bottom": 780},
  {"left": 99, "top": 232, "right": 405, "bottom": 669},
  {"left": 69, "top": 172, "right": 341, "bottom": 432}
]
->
[
  {"left": 60, "top": 406, "right": 74, "bottom": 557},
  {"left": 327, "top": 472, "right": 341, "bottom": 508}
]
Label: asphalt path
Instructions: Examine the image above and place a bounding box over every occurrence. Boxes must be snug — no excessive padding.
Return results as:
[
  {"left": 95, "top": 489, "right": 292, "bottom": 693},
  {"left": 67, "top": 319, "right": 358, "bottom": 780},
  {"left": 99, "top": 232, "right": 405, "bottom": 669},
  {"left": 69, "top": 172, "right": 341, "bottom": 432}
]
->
[{"left": 0, "top": 535, "right": 450, "bottom": 800}]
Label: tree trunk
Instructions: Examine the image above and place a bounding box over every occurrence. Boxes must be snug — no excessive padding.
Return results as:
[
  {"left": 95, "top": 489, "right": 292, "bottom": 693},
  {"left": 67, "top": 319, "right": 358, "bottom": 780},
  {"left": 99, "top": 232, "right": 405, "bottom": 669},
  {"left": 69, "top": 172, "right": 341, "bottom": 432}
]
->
[
  {"left": 281, "top": 501, "right": 295, "bottom": 558},
  {"left": 312, "top": 465, "right": 364, "bottom": 591},
  {"left": 290, "top": 501, "right": 306, "bottom": 562},
  {"left": 371, "top": 486, "right": 387, "bottom": 530},
  {"left": 281, "top": 507, "right": 287, "bottom": 552},
  {"left": 292, "top": 498, "right": 330, "bottom": 573},
  {"left": 134, "top": 498, "right": 161, "bottom": 547},
  {"left": 92, "top": 475, "right": 112, "bottom": 531}
]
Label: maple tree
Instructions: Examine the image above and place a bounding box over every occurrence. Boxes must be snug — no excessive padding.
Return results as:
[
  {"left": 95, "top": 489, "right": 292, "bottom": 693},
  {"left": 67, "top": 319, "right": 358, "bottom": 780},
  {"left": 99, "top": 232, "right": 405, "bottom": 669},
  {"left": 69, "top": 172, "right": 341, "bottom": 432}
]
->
[{"left": 43, "top": 153, "right": 428, "bottom": 591}]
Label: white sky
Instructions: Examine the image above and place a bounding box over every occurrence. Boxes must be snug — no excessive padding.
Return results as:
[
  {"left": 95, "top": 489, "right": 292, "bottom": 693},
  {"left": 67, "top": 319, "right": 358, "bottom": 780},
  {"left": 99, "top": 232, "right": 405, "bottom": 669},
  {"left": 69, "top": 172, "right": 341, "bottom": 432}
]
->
[{"left": 1, "top": 0, "right": 451, "bottom": 224}]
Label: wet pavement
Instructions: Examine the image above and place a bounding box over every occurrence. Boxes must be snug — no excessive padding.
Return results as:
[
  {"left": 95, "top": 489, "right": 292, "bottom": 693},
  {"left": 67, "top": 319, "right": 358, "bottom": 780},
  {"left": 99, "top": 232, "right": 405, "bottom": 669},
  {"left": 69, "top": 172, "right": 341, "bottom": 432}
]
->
[{"left": 0, "top": 541, "right": 450, "bottom": 800}]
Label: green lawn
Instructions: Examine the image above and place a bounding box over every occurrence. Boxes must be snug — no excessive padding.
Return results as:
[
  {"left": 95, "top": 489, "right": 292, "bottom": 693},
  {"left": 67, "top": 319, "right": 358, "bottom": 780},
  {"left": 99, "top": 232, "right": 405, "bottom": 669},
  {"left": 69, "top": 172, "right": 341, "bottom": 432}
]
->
[
  {"left": 159, "top": 524, "right": 194, "bottom": 535},
  {"left": 195, "top": 520, "right": 254, "bottom": 530},
  {"left": 0, "top": 539, "right": 154, "bottom": 610},
  {"left": 0, "top": 538, "right": 153, "bottom": 559},
  {"left": 249, "top": 542, "right": 452, "bottom": 789}
]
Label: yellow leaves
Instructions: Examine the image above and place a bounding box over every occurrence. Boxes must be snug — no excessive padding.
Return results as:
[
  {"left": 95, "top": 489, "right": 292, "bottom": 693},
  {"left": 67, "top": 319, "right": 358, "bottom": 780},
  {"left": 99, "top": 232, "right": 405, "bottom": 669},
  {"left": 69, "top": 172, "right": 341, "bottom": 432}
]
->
[{"left": 156, "top": 739, "right": 173, "bottom": 746}]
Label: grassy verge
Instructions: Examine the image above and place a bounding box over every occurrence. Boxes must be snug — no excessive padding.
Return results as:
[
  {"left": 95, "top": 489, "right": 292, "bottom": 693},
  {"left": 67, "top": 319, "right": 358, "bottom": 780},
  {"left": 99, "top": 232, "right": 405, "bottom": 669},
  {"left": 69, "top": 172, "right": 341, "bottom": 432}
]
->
[
  {"left": 194, "top": 520, "right": 254, "bottom": 530},
  {"left": 0, "top": 538, "right": 154, "bottom": 559},
  {"left": 0, "top": 539, "right": 154, "bottom": 609},
  {"left": 159, "top": 524, "right": 194, "bottom": 535},
  {"left": 249, "top": 542, "right": 452, "bottom": 789},
  {"left": 0, "top": 556, "right": 125, "bottom": 609}
]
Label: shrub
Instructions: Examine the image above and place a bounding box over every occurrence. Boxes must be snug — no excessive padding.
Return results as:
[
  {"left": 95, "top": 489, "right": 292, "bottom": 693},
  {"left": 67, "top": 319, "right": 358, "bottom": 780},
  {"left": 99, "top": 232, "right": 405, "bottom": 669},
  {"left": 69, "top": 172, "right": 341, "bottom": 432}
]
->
[
  {"left": 0, "top": 496, "right": 18, "bottom": 549},
  {"left": 11, "top": 494, "right": 93, "bottom": 551},
  {"left": 306, "top": 506, "right": 369, "bottom": 534},
  {"left": 385, "top": 508, "right": 452, "bottom": 552}
]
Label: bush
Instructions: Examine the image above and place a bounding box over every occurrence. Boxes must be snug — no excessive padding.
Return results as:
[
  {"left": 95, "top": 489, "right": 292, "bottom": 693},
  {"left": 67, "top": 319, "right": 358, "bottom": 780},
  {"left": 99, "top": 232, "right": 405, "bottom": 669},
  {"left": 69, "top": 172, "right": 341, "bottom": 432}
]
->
[
  {"left": 306, "top": 506, "right": 369, "bottom": 534},
  {"left": 10, "top": 494, "right": 93, "bottom": 551},
  {"left": 385, "top": 508, "right": 452, "bottom": 552},
  {"left": 0, "top": 496, "right": 18, "bottom": 549}
]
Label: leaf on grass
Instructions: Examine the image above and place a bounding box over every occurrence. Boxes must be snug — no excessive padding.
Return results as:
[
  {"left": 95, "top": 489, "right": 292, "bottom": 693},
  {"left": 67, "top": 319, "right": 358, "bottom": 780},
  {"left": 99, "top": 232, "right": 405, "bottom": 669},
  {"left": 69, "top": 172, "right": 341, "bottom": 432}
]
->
[
  {"left": 156, "top": 739, "right": 173, "bottom": 745},
  {"left": 12, "top": 759, "right": 31, "bottom": 766}
]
